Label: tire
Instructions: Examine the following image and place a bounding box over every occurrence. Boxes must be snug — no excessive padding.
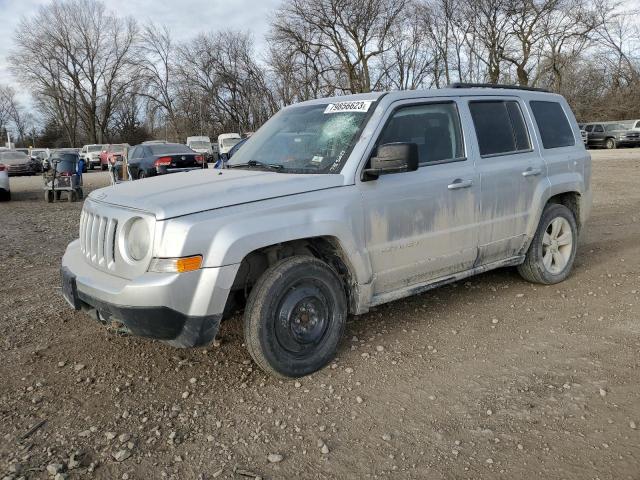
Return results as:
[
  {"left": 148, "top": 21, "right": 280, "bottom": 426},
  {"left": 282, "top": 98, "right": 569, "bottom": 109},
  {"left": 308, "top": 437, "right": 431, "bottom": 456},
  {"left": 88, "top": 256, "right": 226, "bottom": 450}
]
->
[
  {"left": 55, "top": 191, "right": 61, "bottom": 201},
  {"left": 68, "top": 190, "right": 76, "bottom": 203},
  {"left": 138, "top": 170, "right": 147, "bottom": 180},
  {"left": 89, "top": 163, "right": 94, "bottom": 171},
  {"left": 605, "top": 138, "right": 616, "bottom": 149},
  {"left": 101, "top": 164, "right": 107, "bottom": 171},
  {"left": 244, "top": 256, "right": 347, "bottom": 378},
  {"left": 45, "top": 191, "right": 54, "bottom": 203},
  {"left": 77, "top": 188, "right": 84, "bottom": 200},
  {"left": 517, "top": 203, "right": 578, "bottom": 284}
]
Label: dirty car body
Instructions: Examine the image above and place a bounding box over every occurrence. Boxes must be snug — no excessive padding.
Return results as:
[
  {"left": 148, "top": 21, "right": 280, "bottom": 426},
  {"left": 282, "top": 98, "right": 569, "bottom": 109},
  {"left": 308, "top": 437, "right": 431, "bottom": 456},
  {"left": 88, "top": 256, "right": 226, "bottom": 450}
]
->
[{"left": 62, "top": 86, "right": 591, "bottom": 377}]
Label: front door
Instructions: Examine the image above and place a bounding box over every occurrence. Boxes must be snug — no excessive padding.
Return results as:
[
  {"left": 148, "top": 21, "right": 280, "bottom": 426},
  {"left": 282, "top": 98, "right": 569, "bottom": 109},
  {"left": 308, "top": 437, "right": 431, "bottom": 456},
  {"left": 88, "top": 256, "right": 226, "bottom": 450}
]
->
[
  {"left": 359, "top": 99, "right": 479, "bottom": 297},
  {"left": 467, "top": 97, "right": 546, "bottom": 264}
]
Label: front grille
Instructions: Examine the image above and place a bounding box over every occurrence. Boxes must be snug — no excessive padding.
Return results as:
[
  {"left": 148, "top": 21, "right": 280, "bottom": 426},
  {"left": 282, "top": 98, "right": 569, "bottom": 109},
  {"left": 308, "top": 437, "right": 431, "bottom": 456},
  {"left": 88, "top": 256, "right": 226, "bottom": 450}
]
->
[{"left": 79, "top": 210, "right": 118, "bottom": 270}]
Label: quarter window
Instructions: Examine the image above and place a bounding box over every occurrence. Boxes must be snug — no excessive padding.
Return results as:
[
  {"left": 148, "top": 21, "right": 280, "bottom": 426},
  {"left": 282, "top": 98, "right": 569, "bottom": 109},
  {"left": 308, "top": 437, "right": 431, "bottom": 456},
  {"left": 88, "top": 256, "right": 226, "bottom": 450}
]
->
[
  {"left": 529, "top": 101, "right": 576, "bottom": 149},
  {"left": 469, "top": 100, "right": 531, "bottom": 156},
  {"left": 377, "top": 102, "right": 465, "bottom": 165}
]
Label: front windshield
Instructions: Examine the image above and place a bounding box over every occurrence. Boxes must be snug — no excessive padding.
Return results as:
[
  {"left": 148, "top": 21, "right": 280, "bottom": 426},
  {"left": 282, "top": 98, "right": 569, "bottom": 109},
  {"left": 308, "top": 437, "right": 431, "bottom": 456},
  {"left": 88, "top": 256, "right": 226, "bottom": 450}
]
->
[
  {"left": 228, "top": 102, "right": 373, "bottom": 173},
  {"left": 222, "top": 138, "right": 241, "bottom": 148},
  {"left": 88, "top": 145, "right": 102, "bottom": 152},
  {"left": 190, "top": 141, "right": 210, "bottom": 149},
  {"left": 605, "top": 124, "right": 625, "bottom": 131}
]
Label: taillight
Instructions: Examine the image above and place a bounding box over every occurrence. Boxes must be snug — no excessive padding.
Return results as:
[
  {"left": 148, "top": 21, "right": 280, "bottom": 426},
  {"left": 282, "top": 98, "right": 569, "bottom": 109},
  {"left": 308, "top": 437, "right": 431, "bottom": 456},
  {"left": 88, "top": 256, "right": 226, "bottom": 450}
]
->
[
  {"left": 0, "top": 164, "right": 5, "bottom": 172},
  {"left": 154, "top": 156, "right": 172, "bottom": 167},
  {"left": 195, "top": 155, "right": 204, "bottom": 164}
]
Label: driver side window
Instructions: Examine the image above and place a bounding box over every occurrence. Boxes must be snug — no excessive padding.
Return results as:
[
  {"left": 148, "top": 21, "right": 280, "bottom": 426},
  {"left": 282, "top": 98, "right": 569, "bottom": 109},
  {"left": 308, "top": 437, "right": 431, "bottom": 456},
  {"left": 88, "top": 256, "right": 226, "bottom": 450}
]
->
[
  {"left": 594, "top": 125, "right": 604, "bottom": 133},
  {"left": 376, "top": 102, "right": 465, "bottom": 165}
]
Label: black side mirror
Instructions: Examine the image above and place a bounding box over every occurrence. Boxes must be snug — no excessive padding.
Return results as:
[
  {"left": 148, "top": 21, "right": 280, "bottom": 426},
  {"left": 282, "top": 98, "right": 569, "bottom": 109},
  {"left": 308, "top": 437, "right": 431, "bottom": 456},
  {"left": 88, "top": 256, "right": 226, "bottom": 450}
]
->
[{"left": 363, "top": 143, "right": 419, "bottom": 181}]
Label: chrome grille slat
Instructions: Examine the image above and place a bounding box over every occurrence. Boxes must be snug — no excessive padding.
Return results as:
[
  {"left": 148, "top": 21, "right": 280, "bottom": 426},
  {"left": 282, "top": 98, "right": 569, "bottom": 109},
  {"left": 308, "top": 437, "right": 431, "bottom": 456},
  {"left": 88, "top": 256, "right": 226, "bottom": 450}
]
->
[
  {"left": 97, "top": 217, "right": 107, "bottom": 266},
  {"left": 79, "top": 206, "right": 120, "bottom": 272}
]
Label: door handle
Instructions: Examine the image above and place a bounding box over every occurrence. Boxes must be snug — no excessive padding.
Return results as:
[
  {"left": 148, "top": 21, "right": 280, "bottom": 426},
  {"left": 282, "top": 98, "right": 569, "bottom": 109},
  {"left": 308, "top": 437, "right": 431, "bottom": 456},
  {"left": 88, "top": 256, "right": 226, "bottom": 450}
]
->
[
  {"left": 522, "top": 167, "right": 542, "bottom": 177},
  {"left": 447, "top": 179, "right": 473, "bottom": 190}
]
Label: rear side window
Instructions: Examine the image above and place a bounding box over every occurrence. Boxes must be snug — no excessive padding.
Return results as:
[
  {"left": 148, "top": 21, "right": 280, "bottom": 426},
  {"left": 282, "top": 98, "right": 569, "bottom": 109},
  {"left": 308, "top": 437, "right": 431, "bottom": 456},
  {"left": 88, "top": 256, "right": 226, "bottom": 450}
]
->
[
  {"left": 469, "top": 100, "right": 531, "bottom": 156},
  {"left": 529, "top": 101, "right": 575, "bottom": 149}
]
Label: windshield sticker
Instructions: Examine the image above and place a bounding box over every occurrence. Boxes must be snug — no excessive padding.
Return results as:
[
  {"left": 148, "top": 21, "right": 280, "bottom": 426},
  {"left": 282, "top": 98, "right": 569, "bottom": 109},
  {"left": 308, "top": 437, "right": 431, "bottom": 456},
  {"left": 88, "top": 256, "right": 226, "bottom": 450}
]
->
[
  {"left": 324, "top": 101, "right": 373, "bottom": 114},
  {"left": 311, "top": 155, "right": 324, "bottom": 164}
]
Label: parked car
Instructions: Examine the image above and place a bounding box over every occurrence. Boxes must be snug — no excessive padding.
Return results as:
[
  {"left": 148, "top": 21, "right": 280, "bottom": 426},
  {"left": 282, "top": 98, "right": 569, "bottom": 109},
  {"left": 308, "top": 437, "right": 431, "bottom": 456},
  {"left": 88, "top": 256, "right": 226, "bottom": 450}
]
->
[
  {"left": 100, "top": 144, "right": 130, "bottom": 170},
  {"left": 31, "top": 148, "right": 49, "bottom": 161},
  {"left": 583, "top": 122, "right": 640, "bottom": 149},
  {"left": 217, "top": 133, "right": 241, "bottom": 160},
  {"left": 187, "top": 136, "right": 215, "bottom": 162},
  {"left": 0, "top": 162, "right": 10, "bottom": 201},
  {"left": 0, "top": 150, "right": 34, "bottom": 176},
  {"left": 80, "top": 144, "right": 104, "bottom": 170},
  {"left": 580, "top": 129, "right": 588, "bottom": 145},
  {"left": 126, "top": 143, "right": 206, "bottom": 179},
  {"left": 62, "top": 84, "right": 591, "bottom": 378},
  {"left": 626, "top": 119, "right": 640, "bottom": 132}
]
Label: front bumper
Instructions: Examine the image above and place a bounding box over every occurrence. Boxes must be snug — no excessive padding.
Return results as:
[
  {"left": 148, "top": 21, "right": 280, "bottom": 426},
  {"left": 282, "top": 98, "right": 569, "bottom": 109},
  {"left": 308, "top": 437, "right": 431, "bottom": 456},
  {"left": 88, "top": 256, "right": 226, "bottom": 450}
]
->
[{"left": 61, "top": 240, "right": 239, "bottom": 347}]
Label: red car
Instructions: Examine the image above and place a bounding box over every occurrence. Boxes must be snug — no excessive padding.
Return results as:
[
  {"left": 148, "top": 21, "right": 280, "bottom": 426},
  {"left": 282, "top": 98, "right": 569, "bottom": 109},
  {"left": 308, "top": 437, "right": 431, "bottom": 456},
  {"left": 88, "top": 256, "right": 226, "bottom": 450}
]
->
[{"left": 100, "top": 144, "right": 130, "bottom": 170}]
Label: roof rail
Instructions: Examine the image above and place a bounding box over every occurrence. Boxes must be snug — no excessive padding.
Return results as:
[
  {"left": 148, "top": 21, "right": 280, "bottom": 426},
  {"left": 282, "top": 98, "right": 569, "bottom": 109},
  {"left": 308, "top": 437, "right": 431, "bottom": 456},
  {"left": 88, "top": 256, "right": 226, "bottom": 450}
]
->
[{"left": 447, "top": 82, "right": 550, "bottom": 93}]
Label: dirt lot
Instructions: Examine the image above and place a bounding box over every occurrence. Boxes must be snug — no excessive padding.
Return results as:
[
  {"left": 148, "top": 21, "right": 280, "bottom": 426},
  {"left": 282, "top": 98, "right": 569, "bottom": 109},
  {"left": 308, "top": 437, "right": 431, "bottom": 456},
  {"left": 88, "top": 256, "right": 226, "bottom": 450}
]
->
[{"left": 1, "top": 150, "right": 639, "bottom": 480}]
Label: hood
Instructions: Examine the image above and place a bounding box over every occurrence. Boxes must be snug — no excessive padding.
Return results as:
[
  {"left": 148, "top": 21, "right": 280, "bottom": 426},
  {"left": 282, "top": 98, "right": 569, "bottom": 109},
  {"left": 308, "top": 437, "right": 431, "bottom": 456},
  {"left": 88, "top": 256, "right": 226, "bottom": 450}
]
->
[{"left": 88, "top": 168, "right": 346, "bottom": 220}]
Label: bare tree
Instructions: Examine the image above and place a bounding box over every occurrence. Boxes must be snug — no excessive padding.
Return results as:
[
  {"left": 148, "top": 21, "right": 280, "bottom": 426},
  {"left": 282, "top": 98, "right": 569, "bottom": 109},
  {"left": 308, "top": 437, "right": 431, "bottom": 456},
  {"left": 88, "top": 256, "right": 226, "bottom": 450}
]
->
[
  {"left": 11, "top": 0, "right": 138, "bottom": 143},
  {"left": 273, "top": 0, "right": 407, "bottom": 93},
  {"left": 377, "top": 1, "right": 436, "bottom": 90}
]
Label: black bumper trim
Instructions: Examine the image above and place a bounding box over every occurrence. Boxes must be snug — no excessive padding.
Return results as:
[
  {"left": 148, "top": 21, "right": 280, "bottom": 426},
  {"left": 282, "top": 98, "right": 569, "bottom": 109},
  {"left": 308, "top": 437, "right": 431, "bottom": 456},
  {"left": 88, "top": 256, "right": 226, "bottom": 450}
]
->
[{"left": 77, "top": 291, "right": 221, "bottom": 348}]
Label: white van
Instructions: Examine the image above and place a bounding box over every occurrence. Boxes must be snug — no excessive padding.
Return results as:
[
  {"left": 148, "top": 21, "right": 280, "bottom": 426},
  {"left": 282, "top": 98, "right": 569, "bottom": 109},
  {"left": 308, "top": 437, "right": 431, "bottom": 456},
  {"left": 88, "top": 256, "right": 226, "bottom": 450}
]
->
[
  {"left": 218, "top": 133, "right": 241, "bottom": 159},
  {"left": 186, "top": 136, "right": 214, "bottom": 161}
]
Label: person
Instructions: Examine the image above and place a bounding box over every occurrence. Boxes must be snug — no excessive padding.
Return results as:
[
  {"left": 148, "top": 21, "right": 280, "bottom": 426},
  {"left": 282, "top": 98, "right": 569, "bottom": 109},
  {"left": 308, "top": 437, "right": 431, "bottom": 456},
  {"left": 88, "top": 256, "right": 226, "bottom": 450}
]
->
[{"left": 76, "top": 156, "right": 85, "bottom": 181}]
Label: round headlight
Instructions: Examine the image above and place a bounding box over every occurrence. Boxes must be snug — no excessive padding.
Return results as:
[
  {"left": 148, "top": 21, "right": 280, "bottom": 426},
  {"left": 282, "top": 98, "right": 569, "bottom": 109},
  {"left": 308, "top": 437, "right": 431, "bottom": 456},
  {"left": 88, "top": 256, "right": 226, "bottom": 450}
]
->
[{"left": 125, "top": 218, "right": 150, "bottom": 261}]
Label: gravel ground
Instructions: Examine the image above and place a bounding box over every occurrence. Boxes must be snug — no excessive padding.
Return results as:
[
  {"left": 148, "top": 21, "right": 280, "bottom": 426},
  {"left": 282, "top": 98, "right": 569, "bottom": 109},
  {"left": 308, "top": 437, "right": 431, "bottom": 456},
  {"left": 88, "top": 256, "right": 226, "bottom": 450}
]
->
[{"left": 1, "top": 150, "right": 639, "bottom": 480}]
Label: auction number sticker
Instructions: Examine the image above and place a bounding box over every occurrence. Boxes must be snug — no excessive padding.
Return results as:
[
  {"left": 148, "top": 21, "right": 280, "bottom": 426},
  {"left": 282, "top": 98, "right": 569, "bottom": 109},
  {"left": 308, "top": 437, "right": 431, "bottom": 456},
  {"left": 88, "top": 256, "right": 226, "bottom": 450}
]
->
[{"left": 324, "top": 101, "right": 373, "bottom": 114}]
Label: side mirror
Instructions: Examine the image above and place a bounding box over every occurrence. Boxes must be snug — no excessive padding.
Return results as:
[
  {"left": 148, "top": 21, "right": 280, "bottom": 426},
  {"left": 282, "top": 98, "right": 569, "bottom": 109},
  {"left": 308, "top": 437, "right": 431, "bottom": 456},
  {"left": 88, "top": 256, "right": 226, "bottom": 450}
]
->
[{"left": 363, "top": 143, "right": 419, "bottom": 181}]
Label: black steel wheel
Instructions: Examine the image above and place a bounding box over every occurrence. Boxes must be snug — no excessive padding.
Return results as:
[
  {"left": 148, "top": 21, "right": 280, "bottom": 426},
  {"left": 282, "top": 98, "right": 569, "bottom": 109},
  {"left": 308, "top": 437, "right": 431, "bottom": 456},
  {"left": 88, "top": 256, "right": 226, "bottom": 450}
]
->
[{"left": 244, "top": 256, "right": 347, "bottom": 378}]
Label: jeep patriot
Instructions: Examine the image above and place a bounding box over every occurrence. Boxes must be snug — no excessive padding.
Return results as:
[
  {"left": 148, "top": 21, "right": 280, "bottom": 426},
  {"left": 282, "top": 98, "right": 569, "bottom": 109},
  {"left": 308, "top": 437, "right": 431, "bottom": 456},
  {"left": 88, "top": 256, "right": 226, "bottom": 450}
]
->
[{"left": 61, "top": 84, "right": 591, "bottom": 377}]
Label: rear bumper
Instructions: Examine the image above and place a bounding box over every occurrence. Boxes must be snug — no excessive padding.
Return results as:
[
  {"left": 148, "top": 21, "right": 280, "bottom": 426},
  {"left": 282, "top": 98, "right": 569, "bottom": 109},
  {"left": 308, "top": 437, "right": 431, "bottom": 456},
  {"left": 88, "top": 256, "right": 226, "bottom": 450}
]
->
[{"left": 61, "top": 240, "right": 239, "bottom": 347}]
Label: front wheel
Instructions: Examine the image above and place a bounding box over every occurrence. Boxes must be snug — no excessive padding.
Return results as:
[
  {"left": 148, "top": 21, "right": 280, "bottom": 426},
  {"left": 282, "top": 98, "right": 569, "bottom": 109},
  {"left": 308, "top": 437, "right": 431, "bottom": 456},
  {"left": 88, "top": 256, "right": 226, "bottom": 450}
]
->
[
  {"left": 518, "top": 203, "right": 578, "bottom": 284},
  {"left": 244, "top": 256, "right": 347, "bottom": 378},
  {"left": 605, "top": 138, "right": 617, "bottom": 149}
]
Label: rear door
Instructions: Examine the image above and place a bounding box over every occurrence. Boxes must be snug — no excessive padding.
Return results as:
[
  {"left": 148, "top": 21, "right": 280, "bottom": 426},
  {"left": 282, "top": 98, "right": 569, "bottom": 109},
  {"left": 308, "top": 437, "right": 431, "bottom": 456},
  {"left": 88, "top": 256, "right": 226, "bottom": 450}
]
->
[
  {"left": 591, "top": 124, "right": 605, "bottom": 146},
  {"left": 467, "top": 96, "right": 546, "bottom": 264}
]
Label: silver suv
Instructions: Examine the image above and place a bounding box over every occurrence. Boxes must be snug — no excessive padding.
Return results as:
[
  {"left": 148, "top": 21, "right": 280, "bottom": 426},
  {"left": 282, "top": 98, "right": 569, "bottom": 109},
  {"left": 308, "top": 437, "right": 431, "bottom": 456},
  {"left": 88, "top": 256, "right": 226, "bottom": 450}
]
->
[{"left": 61, "top": 84, "right": 591, "bottom": 378}]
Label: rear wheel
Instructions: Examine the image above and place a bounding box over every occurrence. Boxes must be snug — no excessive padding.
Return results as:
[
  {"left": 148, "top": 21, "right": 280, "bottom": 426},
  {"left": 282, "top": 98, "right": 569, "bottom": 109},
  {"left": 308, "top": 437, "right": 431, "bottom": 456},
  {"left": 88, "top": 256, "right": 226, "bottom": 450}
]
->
[
  {"left": 76, "top": 188, "right": 84, "bottom": 200},
  {"left": 68, "top": 190, "right": 76, "bottom": 203},
  {"left": 138, "top": 170, "right": 147, "bottom": 180},
  {"left": 45, "top": 190, "right": 54, "bottom": 203},
  {"left": 605, "top": 138, "right": 617, "bottom": 149},
  {"left": 244, "top": 256, "right": 347, "bottom": 378},
  {"left": 518, "top": 203, "right": 578, "bottom": 284}
]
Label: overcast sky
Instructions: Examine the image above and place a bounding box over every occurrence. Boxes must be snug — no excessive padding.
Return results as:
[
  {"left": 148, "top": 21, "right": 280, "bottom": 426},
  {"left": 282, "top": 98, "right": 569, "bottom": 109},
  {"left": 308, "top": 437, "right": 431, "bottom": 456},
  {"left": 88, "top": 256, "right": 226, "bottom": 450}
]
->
[{"left": 0, "top": 0, "right": 281, "bottom": 102}]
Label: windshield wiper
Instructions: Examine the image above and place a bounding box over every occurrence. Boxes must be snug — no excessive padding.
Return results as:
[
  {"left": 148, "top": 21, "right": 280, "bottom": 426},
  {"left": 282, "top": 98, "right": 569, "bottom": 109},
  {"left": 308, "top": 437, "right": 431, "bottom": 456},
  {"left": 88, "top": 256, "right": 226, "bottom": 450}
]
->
[{"left": 230, "top": 160, "right": 284, "bottom": 171}]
